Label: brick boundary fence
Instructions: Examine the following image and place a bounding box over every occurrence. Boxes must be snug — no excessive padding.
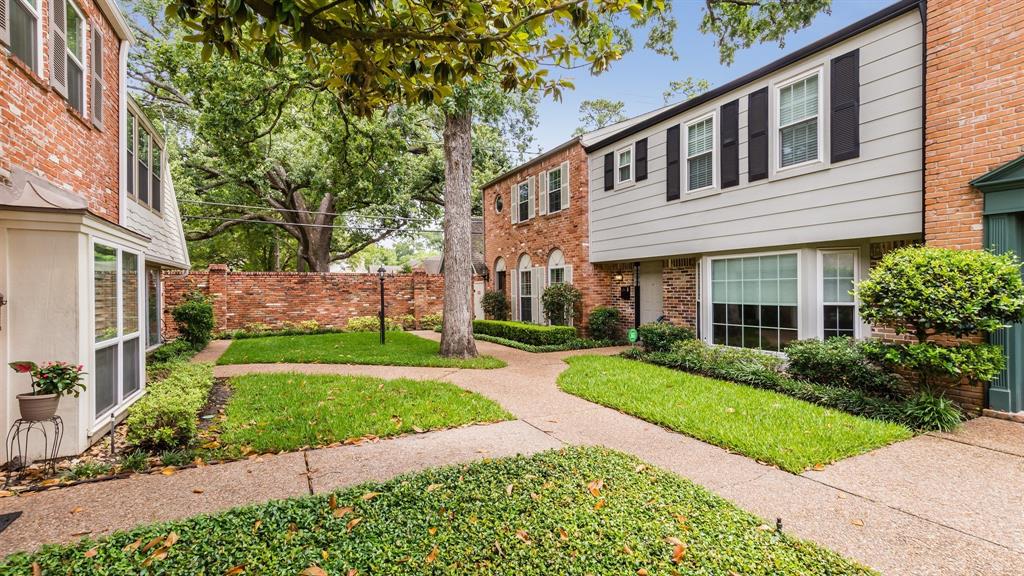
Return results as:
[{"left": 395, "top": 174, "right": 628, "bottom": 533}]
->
[{"left": 162, "top": 264, "right": 445, "bottom": 336}]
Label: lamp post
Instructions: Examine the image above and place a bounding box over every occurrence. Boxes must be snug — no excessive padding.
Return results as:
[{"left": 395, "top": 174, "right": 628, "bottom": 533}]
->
[{"left": 377, "top": 266, "right": 386, "bottom": 345}]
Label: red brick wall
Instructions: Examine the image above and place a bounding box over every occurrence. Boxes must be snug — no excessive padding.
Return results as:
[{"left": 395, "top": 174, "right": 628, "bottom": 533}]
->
[
  {"left": 0, "top": 0, "right": 121, "bottom": 223},
  {"left": 923, "top": 0, "right": 1024, "bottom": 412},
  {"left": 162, "top": 265, "right": 445, "bottom": 336},
  {"left": 924, "top": 0, "right": 1024, "bottom": 249},
  {"left": 483, "top": 141, "right": 618, "bottom": 334}
]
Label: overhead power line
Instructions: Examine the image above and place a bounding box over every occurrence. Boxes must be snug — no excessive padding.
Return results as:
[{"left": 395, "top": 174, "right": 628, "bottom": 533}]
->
[
  {"left": 183, "top": 215, "right": 442, "bottom": 233},
  {"left": 180, "top": 199, "right": 441, "bottom": 223}
]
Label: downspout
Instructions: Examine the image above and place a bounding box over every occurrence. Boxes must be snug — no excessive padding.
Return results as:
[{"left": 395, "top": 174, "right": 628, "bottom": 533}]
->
[
  {"left": 633, "top": 262, "right": 641, "bottom": 329},
  {"left": 918, "top": 0, "right": 927, "bottom": 243},
  {"left": 118, "top": 39, "right": 129, "bottom": 228}
]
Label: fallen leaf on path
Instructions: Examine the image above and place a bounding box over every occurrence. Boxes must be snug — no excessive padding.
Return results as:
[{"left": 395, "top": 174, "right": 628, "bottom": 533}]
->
[
  {"left": 192, "top": 488, "right": 204, "bottom": 494},
  {"left": 412, "top": 426, "right": 424, "bottom": 433},
  {"left": 812, "top": 463, "right": 826, "bottom": 471},
  {"left": 40, "top": 479, "right": 61, "bottom": 487},
  {"left": 851, "top": 519, "right": 864, "bottom": 527},
  {"left": 70, "top": 506, "right": 83, "bottom": 514},
  {"left": 0, "top": 490, "right": 14, "bottom": 498},
  {"left": 161, "top": 466, "right": 176, "bottom": 476}
]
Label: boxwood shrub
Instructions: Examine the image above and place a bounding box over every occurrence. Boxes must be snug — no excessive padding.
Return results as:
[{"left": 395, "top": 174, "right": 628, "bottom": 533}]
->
[
  {"left": 784, "top": 337, "right": 899, "bottom": 396},
  {"left": 473, "top": 320, "right": 577, "bottom": 345},
  {"left": 125, "top": 362, "right": 214, "bottom": 450},
  {"left": 636, "top": 322, "right": 694, "bottom": 352}
]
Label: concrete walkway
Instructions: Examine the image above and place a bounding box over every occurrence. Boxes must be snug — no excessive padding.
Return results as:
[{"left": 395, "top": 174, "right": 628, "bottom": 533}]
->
[{"left": 2, "top": 333, "right": 1022, "bottom": 576}]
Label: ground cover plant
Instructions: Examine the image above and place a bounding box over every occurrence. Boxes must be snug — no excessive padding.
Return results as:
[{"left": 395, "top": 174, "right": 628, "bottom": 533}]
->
[
  {"left": 472, "top": 320, "right": 577, "bottom": 346},
  {"left": 216, "top": 331, "right": 505, "bottom": 369},
  {"left": 219, "top": 373, "right": 512, "bottom": 452},
  {"left": 559, "top": 356, "right": 911, "bottom": 472},
  {"left": 125, "top": 362, "right": 215, "bottom": 450},
  {"left": 2, "top": 447, "right": 874, "bottom": 575}
]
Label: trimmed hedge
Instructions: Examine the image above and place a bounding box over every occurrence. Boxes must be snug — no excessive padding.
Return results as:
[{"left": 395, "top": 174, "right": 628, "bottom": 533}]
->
[
  {"left": 346, "top": 315, "right": 403, "bottom": 332},
  {"left": 625, "top": 340, "right": 943, "bottom": 430},
  {"left": 146, "top": 339, "right": 199, "bottom": 366},
  {"left": 636, "top": 322, "right": 695, "bottom": 352},
  {"left": 473, "top": 333, "right": 620, "bottom": 353},
  {"left": 472, "top": 320, "right": 577, "bottom": 346},
  {"left": 126, "top": 362, "right": 215, "bottom": 450}
]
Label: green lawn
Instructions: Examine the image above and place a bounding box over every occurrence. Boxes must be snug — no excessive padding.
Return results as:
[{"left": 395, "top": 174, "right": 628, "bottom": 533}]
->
[
  {"left": 218, "top": 373, "right": 512, "bottom": 452},
  {"left": 3, "top": 448, "right": 874, "bottom": 575},
  {"left": 558, "top": 356, "right": 911, "bottom": 473},
  {"left": 216, "top": 331, "right": 506, "bottom": 369}
]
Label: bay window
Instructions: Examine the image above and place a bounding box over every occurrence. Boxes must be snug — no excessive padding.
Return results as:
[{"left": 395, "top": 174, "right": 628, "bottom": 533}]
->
[
  {"left": 711, "top": 253, "right": 798, "bottom": 351},
  {"left": 686, "top": 115, "right": 714, "bottom": 191},
  {"left": 821, "top": 250, "right": 857, "bottom": 339},
  {"left": 778, "top": 71, "right": 820, "bottom": 168},
  {"left": 93, "top": 242, "right": 143, "bottom": 419}
]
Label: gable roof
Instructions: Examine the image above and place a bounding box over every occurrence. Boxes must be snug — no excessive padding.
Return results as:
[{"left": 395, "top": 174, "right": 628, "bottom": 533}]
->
[
  {"left": 583, "top": 0, "right": 922, "bottom": 153},
  {"left": 971, "top": 154, "right": 1024, "bottom": 193}
]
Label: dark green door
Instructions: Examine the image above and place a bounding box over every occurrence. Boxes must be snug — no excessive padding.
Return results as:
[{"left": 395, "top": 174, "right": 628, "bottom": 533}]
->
[{"left": 984, "top": 212, "right": 1024, "bottom": 413}]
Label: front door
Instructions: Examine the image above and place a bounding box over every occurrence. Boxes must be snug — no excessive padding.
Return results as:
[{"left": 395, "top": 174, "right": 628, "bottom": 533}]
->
[
  {"left": 473, "top": 280, "right": 485, "bottom": 319},
  {"left": 985, "top": 212, "right": 1024, "bottom": 413},
  {"left": 638, "top": 261, "right": 663, "bottom": 324}
]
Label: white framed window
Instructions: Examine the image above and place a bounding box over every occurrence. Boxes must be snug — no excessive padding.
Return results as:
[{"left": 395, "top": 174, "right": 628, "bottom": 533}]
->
[
  {"left": 126, "top": 113, "right": 136, "bottom": 198},
  {"left": 494, "top": 193, "right": 503, "bottom": 214},
  {"left": 126, "top": 108, "right": 165, "bottom": 213},
  {"left": 548, "top": 249, "right": 565, "bottom": 285},
  {"left": 686, "top": 113, "right": 715, "bottom": 192},
  {"left": 64, "top": 0, "right": 86, "bottom": 115},
  {"left": 146, "top": 266, "right": 162, "bottom": 349},
  {"left": 92, "top": 240, "right": 143, "bottom": 423},
  {"left": 494, "top": 257, "right": 506, "bottom": 293},
  {"left": 516, "top": 180, "right": 529, "bottom": 222},
  {"left": 517, "top": 254, "right": 533, "bottom": 323},
  {"left": 616, "top": 146, "right": 633, "bottom": 184},
  {"left": 820, "top": 249, "right": 858, "bottom": 340},
  {"left": 546, "top": 168, "right": 563, "bottom": 213},
  {"left": 9, "top": 0, "right": 42, "bottom": 73},
  {"left": 709, "top": 251, "right": 799, "bottom": 352},
  {"left": 776, "top": 69, "right": 822, "bottom": 170}
]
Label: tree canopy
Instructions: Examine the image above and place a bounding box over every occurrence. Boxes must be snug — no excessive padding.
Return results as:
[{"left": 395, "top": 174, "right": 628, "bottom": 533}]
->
[{"left": 574, "top": 99, "right": 627, "bottom": 135}]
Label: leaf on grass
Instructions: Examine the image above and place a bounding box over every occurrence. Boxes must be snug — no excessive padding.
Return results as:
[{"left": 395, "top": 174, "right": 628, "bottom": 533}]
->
[
  {"left": 530, "top": 492, "right": 541, "bottom": 501},
  {"left": 122, "top": 538, "right": 142, "bottom": 553},
  {"left": 505, "top": 484, "right": 514, "bottom": 496},
  {"left": 329, "top": 494, "right": 338, "bottom": 510},
  {"left": 140, "top": 536, "right": 165, "bottom": 553},
  {"left": 587, "top": 479, "right": 603, "bottom": 497},
  {"left": 558, "top": 528, "right": 569, "bottom": 541},
  {"left": 252, "top": 520, "right": 262, "bottom": 532},
  {"left": 622, "top": 544, "right": 634, "bottom": 555},
  {"left": 812, "top": 463, "right": 826, "bottom": 471},
  {"left": 321, "top": 550, "right": 329, "bottom": 560},
  {"left": 346, "top": 517, "right": 362, "bottom": 531},
  {"left": 515, "top": 529, "right": 530, "bottom": 543},
  {"left": 637, "top": 569, "right": 649, "bottom": 576},
  {"left": 334, "top": 506, "right": 354, "bottom": 518},
  {"left": 665, "top": 536, "right": 683, "bottom": 546},
  {"left": 428, "top": 527, "right": 437, "bottom": 536},
  {"left": 141, "top": 547, "right": 169, "bottom": 567},
  {"left": 224, "top": 566, "right": 245, "bottom": 575},
  {"left": 425, "top": 545, "right": 439, "bottom": 564},
  {"left": 672, "top": 543, "right": 687, "bottom": 564},
  {"left": 541, "top": 481, "right": 554, "bottom": 490},
  {"left": 426, "top": 483, "right": 443, "bottom": 493},
  {"left": 84, "top": 548, "right": 98, "bottom": 558},
  {"left": 593, "top": 498, "right": 606, "bottom": 510},
  {"left": 674, "top": 514, "right": 688, "bottom": 527},
  {"left": 165, "top": 532, "right": 180, "bottom": 548},
  {"left": 361, "top": 492, "right": 381, "bottom": 501},
  {"left": 412, "top": 426, "right": 424, "bottom": 433},
  {"left": 634, "top": 464, "right": 647, "bottom": 473},
  {"left": 299, "top": 567, "right": 328, "bottom": 576},
  {"left": 31, "top": 563, "right": 41, "bottom": 576},
  {"left": 201, "top": 440, "right": 221, "bottom": 449},
  {"left": 347, "top": 570, "right": 358, "bottom": 576}
]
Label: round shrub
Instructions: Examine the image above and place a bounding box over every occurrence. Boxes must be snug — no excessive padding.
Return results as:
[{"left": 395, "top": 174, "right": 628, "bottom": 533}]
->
[
  {"left": 346, "top": 315, "right": 402, "bottom": 332},
  {"left": 588, "top": 306, "right": 622, "bottom": 341},
  {"left": 482, "top": 290, "right": 510, "bottom": 321},
  {"left": 784, "top": 337, "right": 899, "bottom": 396},
  {"left": 858, "top": 246, "right": 1024, "bottom": 339},
  {"left": 637, "top": 322, "right": 694, "bottom": 353},
  {"left": 171, "top": 291, "right": 215, "bottom": 349},
  {"left": 541, "top": 283, "right": 582, "bottom": 326}
]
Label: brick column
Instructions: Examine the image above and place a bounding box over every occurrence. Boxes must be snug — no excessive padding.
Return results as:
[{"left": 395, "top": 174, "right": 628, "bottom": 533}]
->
[{"left": 207, "top": 264, "right": 229, "bottom": 331}]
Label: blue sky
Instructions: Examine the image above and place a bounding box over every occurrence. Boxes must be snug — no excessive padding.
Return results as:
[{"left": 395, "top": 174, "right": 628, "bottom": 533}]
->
[{"left": 529, "top": 0, "right": 893, "bottom": 151}]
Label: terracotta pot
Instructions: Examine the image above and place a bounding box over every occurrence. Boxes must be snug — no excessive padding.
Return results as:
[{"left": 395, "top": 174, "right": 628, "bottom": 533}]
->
[{"left": 17, "top": 393, "right": 60, "bottom": 421}]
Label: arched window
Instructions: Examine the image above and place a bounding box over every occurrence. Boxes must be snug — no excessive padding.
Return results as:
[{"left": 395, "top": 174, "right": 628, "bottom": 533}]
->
[
  {"left": 547, "top": 249, "right": 568, "bottom": 285},
  {"left": 516, "top": 254, "right": 534, "bottom": 322},
  {"left": 494, "top": 257, "right": 507, "bottom": 293}
]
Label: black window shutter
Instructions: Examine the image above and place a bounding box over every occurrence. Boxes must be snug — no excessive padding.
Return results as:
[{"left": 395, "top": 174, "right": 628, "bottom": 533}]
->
[
  {"left": 831, "top": 49, "right": 860, "bottom": 163},
  {"left": 603, "top": 152, "right": 615, "bottom": 191},
  {"left": 635, "top": 138, "right": 648, "bottom": 181},
  {"left": 747, "top": 87, "right": 769, "bottom": 182},
  {"left": 666, "top": 125, "right": 680, "bottom": 201},
  {"left": 720, "top": 99, "right": 739, "bottom": 188}
]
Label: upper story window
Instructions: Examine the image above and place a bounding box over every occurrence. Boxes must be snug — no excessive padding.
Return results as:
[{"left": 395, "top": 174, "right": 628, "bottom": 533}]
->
[
  {"left": 616, "top": 147, "right": 633, "bottom": 184},
  {"left": 547, "top": 168, "right": 562, "bottom": 213},
  {"left": 517, "top": 180, "right": 529, "bottom": 222},
  {"left": 64, "top": 0, "right": 86, "bottom": 115},
  {"left": 9, "top": 0, "right": 40, "bottom": 72},
  {"left": 778, "top": 71, "right": 820, "bottom": 169},
  {"left": 686, "top": 115, "right": 714, "bottom": 191},
  {"left": 127, "top": 109, "right": 163, "bottom": 213}
]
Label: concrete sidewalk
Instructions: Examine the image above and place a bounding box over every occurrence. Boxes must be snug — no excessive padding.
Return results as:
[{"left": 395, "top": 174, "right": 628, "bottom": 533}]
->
[{"left": 2, "top": 333, "right": 1022, "bottom": 575}]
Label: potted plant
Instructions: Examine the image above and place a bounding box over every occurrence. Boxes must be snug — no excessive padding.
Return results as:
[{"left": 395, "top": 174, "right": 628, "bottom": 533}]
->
[{"left": 8, "top": 361, "right": 86, "bottom": 421}]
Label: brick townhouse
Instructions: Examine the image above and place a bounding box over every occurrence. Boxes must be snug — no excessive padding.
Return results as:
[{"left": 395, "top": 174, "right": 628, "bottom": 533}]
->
[
  {"left": 0, "top": 0, "right": 189, "bottom": 457},
  {"left": 483, "top": 0, "right": 1024, "bottom": 417}
]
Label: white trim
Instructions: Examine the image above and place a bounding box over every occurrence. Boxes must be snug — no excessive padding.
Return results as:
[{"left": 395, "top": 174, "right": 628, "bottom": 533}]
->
[
  {"left": 701, "top": 248, "right": 803, "bottom": 349},
  {"left": 615, "top": 144, "right": 633, "bottom": 186},
  {"left": 545, "top": 166, "right": 564, "bottom": 214},
  {"left": 64, "top": 0, "right": 86, "bottom": 114},
  {"left": 515, "top": 178, "right": 530, "bottom": 223},
  {"left": 684, "top": 110, "right": 717, "bottom": 194},
  {"left": 816, "top": 247, "right": 861, "bottom": 340},
  {"left": 11, "top": 0, "right": 45, "bottom": 75},
  {"left": 773, "top": 66, "right": 825, "bottom": 173},
  {"left": 118, "top": 39, "right": 128, "bottom": 226}
]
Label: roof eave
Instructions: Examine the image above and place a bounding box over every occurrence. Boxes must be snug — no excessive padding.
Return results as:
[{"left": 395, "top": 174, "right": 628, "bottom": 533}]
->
[{"left": 480, "top": 137, "right": 581, "bottom": 190}]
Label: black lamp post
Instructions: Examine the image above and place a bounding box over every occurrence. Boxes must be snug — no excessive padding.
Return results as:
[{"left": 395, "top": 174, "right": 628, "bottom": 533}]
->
[{"left": 377, "top": 266, "right": 386, "bottom": 345}]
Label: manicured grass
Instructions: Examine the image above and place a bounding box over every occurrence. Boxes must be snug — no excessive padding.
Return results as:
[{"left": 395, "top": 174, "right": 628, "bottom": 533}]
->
[
  {"left": 216, "top": 331, "right": 506, "bottom": 369},
  {"left": 2, "top": 447, "right": 874, "bottom": 575},
  {"left": 220, "top": 373, "right": 513, "bottom": 452},
  {"left": 558, "top": 356, "right": 912, "bottom": 473}
]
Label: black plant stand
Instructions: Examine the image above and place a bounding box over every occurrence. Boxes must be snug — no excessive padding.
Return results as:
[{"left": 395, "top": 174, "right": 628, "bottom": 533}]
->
[{"left": 4, "top": 416, "right": 63, "bottom": 487}]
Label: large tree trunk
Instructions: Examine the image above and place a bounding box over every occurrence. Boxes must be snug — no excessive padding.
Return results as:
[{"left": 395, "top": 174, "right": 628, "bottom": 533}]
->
[{"left": 440, "top": 110, "right": 478, "bottom": 358}]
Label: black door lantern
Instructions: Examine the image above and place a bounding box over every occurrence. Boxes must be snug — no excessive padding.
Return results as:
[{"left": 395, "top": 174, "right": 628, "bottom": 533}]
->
[{"left": 377, "top": 266, "right": 387, "bottom": 345}]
